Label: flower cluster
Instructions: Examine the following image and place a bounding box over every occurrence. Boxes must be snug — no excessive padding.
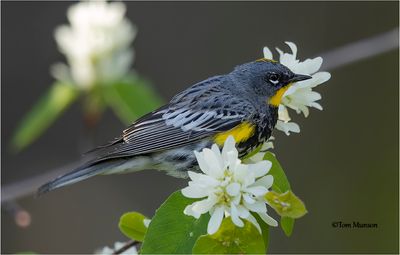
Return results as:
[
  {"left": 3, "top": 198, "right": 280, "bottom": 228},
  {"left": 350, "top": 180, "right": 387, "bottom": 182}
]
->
[
  {"left": 52, "top": 0, "right": 136, "bottom": 89},
  {"left": 263, "top": 42, "right": 331, "bottom": 136},
  {"left": 182, "top": 136, "right": 277, "bottom": 235}
]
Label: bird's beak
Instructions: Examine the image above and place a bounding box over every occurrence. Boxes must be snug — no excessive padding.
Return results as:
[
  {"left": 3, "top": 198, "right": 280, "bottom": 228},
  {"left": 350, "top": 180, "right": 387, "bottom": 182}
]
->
[{"left": 290, "top": 74, "right": 312, "bottom": 82}]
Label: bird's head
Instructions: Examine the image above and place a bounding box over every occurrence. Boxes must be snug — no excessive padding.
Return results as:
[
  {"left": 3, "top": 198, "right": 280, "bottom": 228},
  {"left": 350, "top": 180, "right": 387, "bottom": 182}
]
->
[{"left": 231, "top": 58, "right": 311, "bottom": 106}]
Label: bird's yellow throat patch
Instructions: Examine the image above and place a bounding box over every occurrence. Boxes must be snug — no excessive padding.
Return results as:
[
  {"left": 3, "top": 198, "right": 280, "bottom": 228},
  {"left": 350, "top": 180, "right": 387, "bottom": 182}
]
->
[
  {"left": 268, "top": 83, "right": 292, "bottom": 106},
  {"left": 214, "top": 122, "right": 255, "bottom": 145}
]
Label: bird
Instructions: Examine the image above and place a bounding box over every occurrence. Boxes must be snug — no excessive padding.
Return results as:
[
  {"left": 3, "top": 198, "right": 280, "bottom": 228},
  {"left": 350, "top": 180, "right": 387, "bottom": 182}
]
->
[{"left": 38, "top": 58, "right": 311, "bottom": 195}]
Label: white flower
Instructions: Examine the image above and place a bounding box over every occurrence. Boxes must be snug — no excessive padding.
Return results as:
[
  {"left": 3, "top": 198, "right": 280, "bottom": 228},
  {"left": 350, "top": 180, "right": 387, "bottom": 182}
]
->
[
  {"left": 52, "top": 0, "right": 136, "bottom": 89},
  {"left": 263, "top": 42, "right": 331, "bottom": 135},
  {"left": 275, "top": 120, "right": 300, "bottom": 136},
  {"left": 182, "top": 136, "right": 277, "bottom": 235},
  {"left": 96, "top": 241, "right": 137, "bottom": 255}
]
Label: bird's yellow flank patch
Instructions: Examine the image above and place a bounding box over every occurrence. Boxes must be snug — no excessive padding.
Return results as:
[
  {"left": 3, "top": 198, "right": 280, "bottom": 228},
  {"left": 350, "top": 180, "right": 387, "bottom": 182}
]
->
[
  {"left": 214, "top": 122, "right": 255, "bottom": 145},
  {"left": 268, "top": 83, "right": 292, "bottom": 106}
]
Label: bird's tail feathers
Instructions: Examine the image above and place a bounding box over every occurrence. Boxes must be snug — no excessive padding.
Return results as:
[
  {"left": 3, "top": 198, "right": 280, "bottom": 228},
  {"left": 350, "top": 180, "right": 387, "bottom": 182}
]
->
[{"left": 37, "top": 158, "right": 127, "bottom": 196}]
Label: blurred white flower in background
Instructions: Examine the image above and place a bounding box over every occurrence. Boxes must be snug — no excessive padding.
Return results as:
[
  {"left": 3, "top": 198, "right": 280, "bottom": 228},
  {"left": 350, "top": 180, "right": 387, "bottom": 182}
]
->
[
  {"left": 263, "top": 42, "right": 331, "bottom": 135},
  {"left": 52, "top": 0, "right": 136, "bottom": 89},
  {"left": 12, "top": 0, "right": 162, "bottom": 151},
  {"left": 96, "top": 241, "right": 137, "bottom": 255},
  {"left": 182, "top": 136, "right": 277, "bottom": 235}
]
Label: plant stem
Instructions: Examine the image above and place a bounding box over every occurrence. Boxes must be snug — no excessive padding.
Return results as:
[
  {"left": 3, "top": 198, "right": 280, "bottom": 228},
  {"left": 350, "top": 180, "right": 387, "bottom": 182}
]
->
[{"left": 113, "top": 240, "right": 140, "bottom": 255}]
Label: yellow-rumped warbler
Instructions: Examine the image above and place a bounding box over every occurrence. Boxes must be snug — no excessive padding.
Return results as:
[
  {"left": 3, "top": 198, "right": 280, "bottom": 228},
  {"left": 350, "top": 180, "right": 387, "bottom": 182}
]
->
[{"left": 38, "top": 59, "right": 311, "bottom": 195}]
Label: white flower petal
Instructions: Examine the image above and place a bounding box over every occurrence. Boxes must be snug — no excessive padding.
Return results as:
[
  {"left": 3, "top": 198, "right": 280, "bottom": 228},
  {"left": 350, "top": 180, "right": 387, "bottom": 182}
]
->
[
  {"left": 278, "top": 104, "right": 291, "bottom": 122},
  {"left": 246, "top": 153, "right": 264, "bottom": 163},
  {"left": 291, "top": 72, "right": 330, "bottom": 90},
  {"left": 192, "top": 197, "right": 218, "bottom": 214},
  {"left": 263, "top": 47, "right": 273, "bottom": 59},
  {"left": 276, "top": 47, "right": 284, "bottom": 57},
  {"left": 194, "top": 151, "right": 211, "bottom": 175},
  {"left": 181, "top": 185, "right": 209, "bottom": 198},
  {"left": 245, "top": 213, "right": 262, "bottom": 233},
  {"left": 243, "top": 172, "right": 256, "bottom": 187},
  {"left": 232, "top": 194, "right": 241, "bottom": 205},
  {"left": 252, "top": 175, "right": 274, "bottom": 189},
  {"left": 222, "top": 135, "right": 237, "bottom": 160},
  {"left": 222, "top": 136, "right": 240, "bottom": 171},
  {"left": 226, "top": 182, "right": 241, "bottom": 196},
  {"left": 245, "top": 186, "right": 269, "bottom": 197},
  {"left": 143, "top": 219, "right": 151, "bottom": 228},
  {"left": 230, "top": 203, "right": 244, "bottom": 227},
  {"left": 311, "top": 102, "right": 323, "bottom": 110},
  {"left": 203, "top": 148, "right": 224, "bottom": 178},
  {"left": 243, "top": 193, "right": 256, "bottom": 204},
  {"left": 183, "top": 204, "right": 201, "bottom": 219},
  {"left": 312, "top": 71, "right": 331, "bottom": 85},
  {"left": 248, "top": 160, "right": 272, "bottom": 177},
  {"left": 284, "top": 85, "right": 299, "bottom": 97},
  {"left": 211, "top": 144, "right": 221, "bottom": 159},
  {"left": 257, "top": 212, "right": 278, "bottom": 227},
  {"left": 207, "top": 206, "right": 225, "bottom": 235},
  {"left": 188, "top": 171, "right": 204, "bottom": 181},
  {"left": 290, "top": 89, "right": 321, "bottom": 103},
  {"left": 294, "top": 57, "right": 322, "bottom": 75},
  {"left": 244, "top": 200, "right": 267, "bottom": 213},
  {"left": 226, "top": 151, "right": 240, "bottom": 173},
  {"left": 275, "top": 120, "right": 300, "bottom": 135},
  {"left": 285, "top": 41, "right": 298, "bottom": 58},
  {"left": 187, "top": 171, "right": 220, "bottom": 187},
  {"left": 237, "top": 205, "right": 250, "bottom": 218},
  {"left": 233, "top": 164, "right": 248, "bottom": 182},
  {"left": 299, "top": 105, "right": 309, "bottom": 117}
]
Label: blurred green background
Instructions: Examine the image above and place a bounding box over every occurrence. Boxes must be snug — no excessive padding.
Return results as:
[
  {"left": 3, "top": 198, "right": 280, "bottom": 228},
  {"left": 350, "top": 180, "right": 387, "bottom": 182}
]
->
[{"left": 1, "top": 1, "right": 399, "bottom": 254}]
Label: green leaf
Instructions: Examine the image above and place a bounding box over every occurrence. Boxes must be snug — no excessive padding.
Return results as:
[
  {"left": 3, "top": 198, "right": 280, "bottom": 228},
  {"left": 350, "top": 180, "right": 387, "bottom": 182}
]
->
[
  {"left": 280, "top": 217, "right": 295, "bottom": 237},
  {"left": 141, "top": 191, "right": 210, "bottom": 254},
  {"left": 12, "top": 82, "right": 79, "bottom": 151},
  {"left": 263, "top": 152, "right": 291, "bottom": 193},
  {"left": 118, "top": 212, "right": 149, "bottom": 241},
  {"left": 265, "top": 190, "right": 307, "bottom": 219},
  {"left": 103, "top": 75, "right": 163, "bottom": 125},
  {"left": 263, "top": 152, "right": 297, "bottom": 236},
  {"left": 192, "top": 217, "right": 265, "bottom": 254},
  {"left": 253, "top": 213, "right": 270, "bottom": 253}
]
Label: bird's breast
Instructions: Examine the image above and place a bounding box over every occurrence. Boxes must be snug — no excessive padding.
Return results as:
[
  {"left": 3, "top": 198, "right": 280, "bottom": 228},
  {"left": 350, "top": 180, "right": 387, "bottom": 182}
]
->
[{"left": 236, "top": 106, "right": 278, "bottom": 157}]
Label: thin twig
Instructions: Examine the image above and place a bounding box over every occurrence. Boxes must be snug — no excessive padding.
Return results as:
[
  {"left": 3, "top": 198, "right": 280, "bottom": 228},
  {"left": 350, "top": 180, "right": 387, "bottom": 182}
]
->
[
  {"left": 1, "top": 162, "right": 81, "bottom": 202},
  {"left": 320, "top": 27, "right": 399, "bottom": 70},
  {"left": 2, "top": 200, "right": 32, "bottom": 228},
  {"left": 113, "top": 240, "right": 139, "bottom": 255}
]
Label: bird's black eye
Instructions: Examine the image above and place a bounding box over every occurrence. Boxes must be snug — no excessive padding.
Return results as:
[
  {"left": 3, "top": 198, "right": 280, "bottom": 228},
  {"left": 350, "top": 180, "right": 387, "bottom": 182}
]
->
[{"left": 268, "top": 73, "right": 280, "bottom": 84}]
